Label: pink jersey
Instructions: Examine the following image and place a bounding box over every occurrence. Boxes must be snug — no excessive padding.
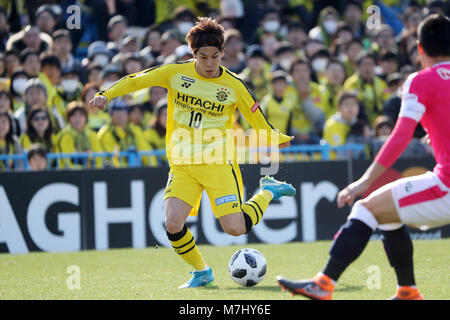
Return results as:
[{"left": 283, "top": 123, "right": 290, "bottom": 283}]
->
[{"left": 375, "top": 61, "right": 450, "bottom": 187}]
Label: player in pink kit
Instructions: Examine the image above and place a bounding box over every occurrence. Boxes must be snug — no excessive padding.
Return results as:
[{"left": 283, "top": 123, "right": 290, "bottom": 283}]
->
[{"left": 277, "top": 14, "right": 450, "bottom": 300}]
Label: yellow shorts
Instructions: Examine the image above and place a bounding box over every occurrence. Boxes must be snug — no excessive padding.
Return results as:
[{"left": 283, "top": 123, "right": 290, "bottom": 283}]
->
[{"left": 164, "top": 163, "right": 244, "bottom": 218}]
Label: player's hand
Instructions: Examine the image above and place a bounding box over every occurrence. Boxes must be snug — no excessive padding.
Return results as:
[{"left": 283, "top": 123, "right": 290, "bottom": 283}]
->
[
  {"left": 89, "top": 95, "right": 108, "bottom": 110},
  {"left": 279, "top": 136, "right": 294, "bottom": 149},
  {"left": 336, "top": 178, "right": 370, "bottom": 208}
]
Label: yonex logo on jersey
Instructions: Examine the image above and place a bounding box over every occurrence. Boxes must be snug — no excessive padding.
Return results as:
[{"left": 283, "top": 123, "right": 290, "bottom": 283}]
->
[
  {"left": 437, "top": 67, "right": 450, "bottom": 80},
  {"left": 181, "top": 76, "right": 195, "bottom": 83},
  {"left": 215, "top": 194, "right": 238, "bottom": 206}
]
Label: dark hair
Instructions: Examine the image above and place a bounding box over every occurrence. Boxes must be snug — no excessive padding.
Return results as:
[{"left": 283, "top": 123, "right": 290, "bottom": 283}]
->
[
  {"left": 52, "top": 29, "right": 71, "bottom": 41},
  {"left": 25, "top": 108, "right": 53, "bottom": 151},
  {"left": 40, "top": 55, "right": 61, "bottom": 70},
  {"left": 356, "top": 51, "right": 376, "bottom": 65},
  {"left": 289, "top": 58, "right": 309, "bottom": 73},
  {"left": 66, "top": 101, "right": 88, "bottom": 121},
  {"left": 418, "top": 14, "right": 450, "bottom": 57},
  {"left": 186, "top": 17, "right": 224, "bottom": 53},
  {"left": 0, "top": 90, "right": 13, "bottom": 111},
  {"left": 0, "top": 111, "right": 14, "bottom": 148},
  {"left": 27, "top": 144, "right": 47, "bottom": 161},
  {"left": 151, "top": 99, "right": 167, "bottom": 137},
  {"left": 81, "top": 82, "right": 100, "bottom": 102},
  {"left": 337, "top": 90, "right": 359, "bottom": 106}
]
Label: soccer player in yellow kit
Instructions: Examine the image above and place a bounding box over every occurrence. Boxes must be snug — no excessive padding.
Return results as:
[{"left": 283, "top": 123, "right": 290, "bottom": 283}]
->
[{"left": 90, "top": 17, "right": 296, "bottom": 288}]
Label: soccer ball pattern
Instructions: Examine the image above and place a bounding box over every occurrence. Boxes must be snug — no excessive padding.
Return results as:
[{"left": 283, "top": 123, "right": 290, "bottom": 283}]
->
[{"left": 228, "top": 248, "right": 267, "bottom": 287}]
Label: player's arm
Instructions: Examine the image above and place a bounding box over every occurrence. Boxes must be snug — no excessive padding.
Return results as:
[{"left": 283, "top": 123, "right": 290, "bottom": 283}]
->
[
  {"left": 337, "top": 73, "right": 426, "bottom": 208},
  {"left": 235, "top": 80, "right": 293, "bottom": 148},
  {"left": 90, "top": 64, "right": 169, "bottom": 109}
]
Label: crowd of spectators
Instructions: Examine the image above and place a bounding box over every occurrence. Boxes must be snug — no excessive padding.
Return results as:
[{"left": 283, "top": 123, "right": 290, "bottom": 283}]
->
[{"left": 0, "top": 0, "right": 446, "bottom": 171}]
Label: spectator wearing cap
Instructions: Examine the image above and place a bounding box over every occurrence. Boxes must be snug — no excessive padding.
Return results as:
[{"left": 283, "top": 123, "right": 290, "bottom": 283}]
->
[
  {"left": 106, "top": 15, "right": 128, "bottom": 53},
  {"left": 239, "top": 45, "right": 271, "bottom": 102},
  {"left": 7, "top": 25, "right": 52, "bottom": 55},
  {"left": 97, "top": 98, "right": 155, "bottom": 167},
  {"left": 288, "top": 58, "right": 327, "bottom": 137},
  {"left": 51, "top": 29, "right": 85, "bottom": 82},
  {"left": 100, "top": 64, "right": 122, "bottom": 92},
  {"left": 27, "top": 144, "right": 47, "bottom": 171},
  {"left": 81, "top": 82, "right": 110, "bottom": 132},
  {"left": 308, "top": 6, "right": 340, "bottom": 47},
  {"left": 343, "top": 51, "right": 390, "bottom": 125},
  {"left": 155, "top": 30, "right": 182, "bottom": 65},
  {"left": 222, "top": 29, "right": 246, "bottom": 74},
  {"left": 85, "top": 41, "right": 111, "bottom": 68},
  {"left": 34, "top": 4, "right": 60, "bottom": 35},
  {"left": 163, "top": 44, "right": 193, "bottom": 65},
  {"left": 144, "top": 98, "right": 168, "bottom": 164},
  {"left": 56, "top": 101, "right": 103, "bottom": 169},
  {"left": 111, "top": 34, "right": 140, "bottom": 65},
  {"left": 19, "top": 108, "right": 56, "bottom": 153},
  {"left": 9, "top": 69, "right": 29, "bottom": 112},
  {"left": 0, "top": 111, "right": 23, "bottom": 170}
]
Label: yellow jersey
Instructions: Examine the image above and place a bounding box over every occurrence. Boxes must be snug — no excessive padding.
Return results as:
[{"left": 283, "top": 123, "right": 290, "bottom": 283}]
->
[{"left": 97, "top": 61, "right": 291, "bottom": 166}]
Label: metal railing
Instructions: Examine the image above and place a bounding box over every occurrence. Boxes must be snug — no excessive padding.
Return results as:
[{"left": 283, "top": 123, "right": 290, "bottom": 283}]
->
[{"left": 0, "top": 143, "right": 367, "bottom": 171}]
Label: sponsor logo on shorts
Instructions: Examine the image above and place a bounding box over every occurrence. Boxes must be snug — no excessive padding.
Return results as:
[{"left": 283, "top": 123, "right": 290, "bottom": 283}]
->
[{"left": 215, "top": 194, "right": 238, "bottom": 206}]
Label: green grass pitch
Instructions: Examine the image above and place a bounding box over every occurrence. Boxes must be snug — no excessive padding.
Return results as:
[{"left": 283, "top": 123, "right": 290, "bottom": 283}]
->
[{"left": 1, "top": 239, "right": 449, "bottom": 300}]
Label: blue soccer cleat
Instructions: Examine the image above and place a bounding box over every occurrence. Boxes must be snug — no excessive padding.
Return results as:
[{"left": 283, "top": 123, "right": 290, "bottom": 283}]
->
[
  {"left": 178, "top": 266, "right": 215, "bottom": 289},
  {"left": 260, "top": 175, "right": 296, "bottom": 201}
]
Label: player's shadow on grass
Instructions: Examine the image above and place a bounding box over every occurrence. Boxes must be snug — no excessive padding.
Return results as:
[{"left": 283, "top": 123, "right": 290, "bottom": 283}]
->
[
  {"left": 223, "top": 285, "right": 281, "bottom": 293},
  {"left": 334, "top": 285, "right": 364, "bottom": 293}
]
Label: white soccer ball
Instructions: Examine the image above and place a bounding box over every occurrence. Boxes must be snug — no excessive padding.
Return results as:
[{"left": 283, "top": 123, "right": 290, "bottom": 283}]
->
[{"left": 228, "top": 248, "right": 267, "bottom": 287}]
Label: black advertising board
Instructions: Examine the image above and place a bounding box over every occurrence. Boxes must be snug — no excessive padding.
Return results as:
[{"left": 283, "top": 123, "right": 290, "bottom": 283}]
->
[{"left": 1, "top": 158, "right": 448, "bottom": 254}]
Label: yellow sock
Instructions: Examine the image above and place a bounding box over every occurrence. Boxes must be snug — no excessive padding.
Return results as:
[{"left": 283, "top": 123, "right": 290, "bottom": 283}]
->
[
  {"left": 167, "top": 226, "right": 206, "bottom": 271},
  {"left": 241, "top": 190, "right": 273, "bottom": 230}
]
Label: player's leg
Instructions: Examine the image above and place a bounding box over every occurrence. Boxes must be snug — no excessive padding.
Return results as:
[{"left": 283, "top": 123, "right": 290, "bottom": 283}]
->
[
  {"left": 164, "top": 168, "right": 214, "bottom": 288},
  {"left": 209, "top": 163, "right": 296, "bottom": 236},
  {"left": 278, "top": 182, "right": 401, "bottom": 300}
]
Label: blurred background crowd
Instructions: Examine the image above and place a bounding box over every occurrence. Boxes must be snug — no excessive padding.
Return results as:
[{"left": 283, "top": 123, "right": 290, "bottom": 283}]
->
[{"left": 0, "top": 0, "right": 448, "bottom": 171}]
